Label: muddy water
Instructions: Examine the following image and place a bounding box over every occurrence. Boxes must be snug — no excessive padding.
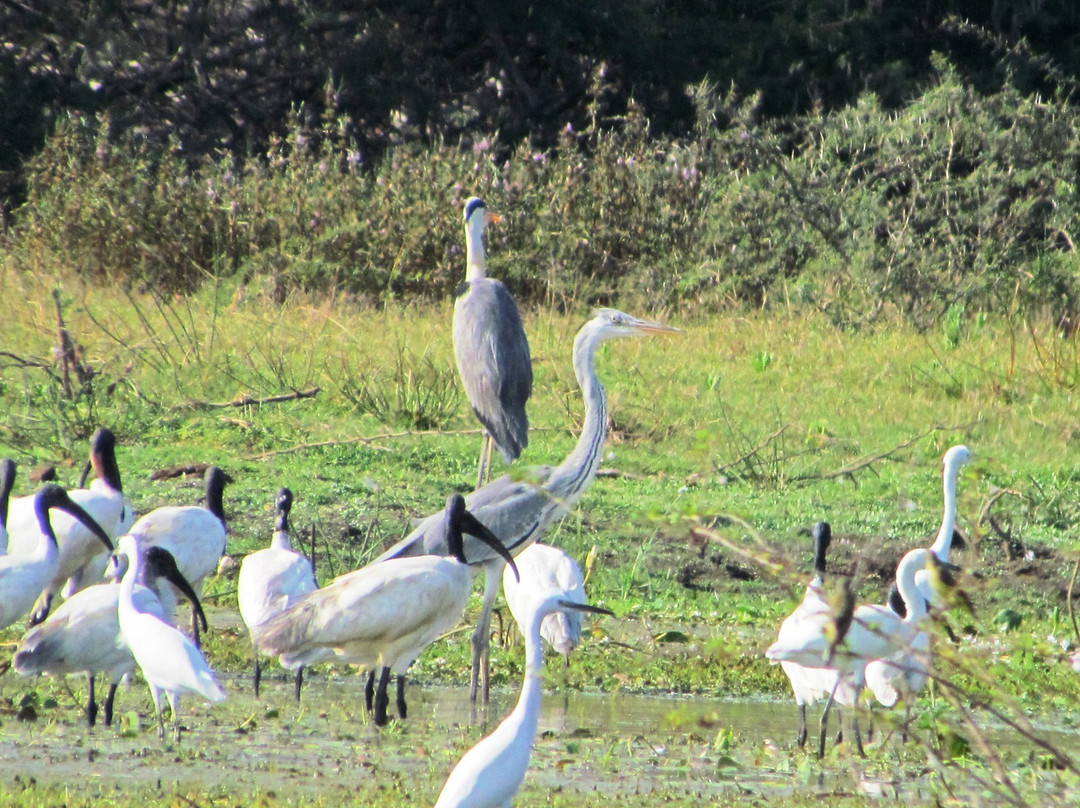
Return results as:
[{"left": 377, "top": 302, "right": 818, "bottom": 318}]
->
[{"left": 0, "top": 676, "right": 1076, "bottom": 803}]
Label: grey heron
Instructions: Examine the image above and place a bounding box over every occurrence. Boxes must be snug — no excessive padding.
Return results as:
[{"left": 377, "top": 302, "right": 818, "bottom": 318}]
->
[
  {"left": 433, "top": 594, "right": 612, "bottom": 808},
  {"left": 238, "top": 487, "right": 318, "bottom": 701},
  {"left": 252, "top": 493, "right": 520, "bottom": 727},
  {"left": 14, "top": 545, "right": 206, "bottom": 727},
  {"left": 375, "top": 308, "right": 680, "bottom": 702},
  {"left": 0, "top": 457, "right": 15, "bottom": 553},
  {"left": 453, "top": 196, "right": 533, "bottom": 488}
]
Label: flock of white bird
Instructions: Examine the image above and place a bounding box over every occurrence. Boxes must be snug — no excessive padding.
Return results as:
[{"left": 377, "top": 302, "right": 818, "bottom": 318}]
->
[
  {"left": 0, "top": 196, "right": 989, "bottom": 805},
  {"left": 1, "top": 198, "right": 680, "bottom": 807}
]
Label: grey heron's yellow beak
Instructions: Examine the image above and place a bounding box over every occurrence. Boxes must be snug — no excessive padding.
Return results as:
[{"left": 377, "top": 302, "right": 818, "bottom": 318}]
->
[{"left": 629, "top": 317, "right": 682, "bottom": 335}]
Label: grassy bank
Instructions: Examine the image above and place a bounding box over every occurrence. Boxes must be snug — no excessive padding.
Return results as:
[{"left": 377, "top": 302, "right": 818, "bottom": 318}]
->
[{"left": 1, "top": 269, "right": 1079, "bottom": 804}]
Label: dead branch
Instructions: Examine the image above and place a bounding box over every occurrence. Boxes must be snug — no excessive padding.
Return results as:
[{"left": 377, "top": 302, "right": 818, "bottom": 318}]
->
[
  {"left": 713, "top": 423, "right": 788, "bottom": 477},
  {"left": 1068, "top": 556, "right": 1080, "bottom": 645},
  {"left": 787, "top": 424, "right": 961, "bottom": 483},
  {"left": 184, "top": 386, "right": 321, "bottom": 409}
]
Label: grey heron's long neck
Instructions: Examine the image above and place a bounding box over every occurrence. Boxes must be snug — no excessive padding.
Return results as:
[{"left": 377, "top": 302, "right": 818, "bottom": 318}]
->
[
  {"left": 930, "top": 461, "right": 959, "bottom": 561},
  {"left": 544, "top": 329, "right": 606, "bottom": 506},
  {"left": 464, "top": 218, "right": 487, "bottom": 282}
]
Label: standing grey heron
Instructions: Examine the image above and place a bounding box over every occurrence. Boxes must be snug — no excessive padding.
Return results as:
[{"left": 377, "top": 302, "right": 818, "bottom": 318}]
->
[
  {"left": 453, "top": 196, "right": 533, "bottom": 488},
  {"left": 375, "top": 308, "right": 680, "bottom": 702}
]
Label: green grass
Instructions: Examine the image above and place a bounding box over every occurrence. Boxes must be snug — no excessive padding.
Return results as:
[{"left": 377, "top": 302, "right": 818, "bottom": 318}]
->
[{"left": 1, "top": 268, "right": 1080, "bottom": 804}]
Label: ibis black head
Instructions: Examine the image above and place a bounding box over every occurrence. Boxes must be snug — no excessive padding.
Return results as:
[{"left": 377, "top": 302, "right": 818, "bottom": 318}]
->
[
  {"left": 204, "top": 466, "right": 228, "bottom": 525},
  {"left": 0, "top": 457, "right": 15, "bottom": 529},
  {"left": 146, "top": 546, "right": 208, "bottom": 632},
  {"left": 276, "top": 487, "right": 293, "bottom": 532},
  {"left": 444, "top": 493, "right": 519, "bottom": 582},
  {"left": 34, "top": 483, "right": 114, "bottom": 552},
  {"left": 89, "top": 427, "right": 123, "bottom": 492},
  {"left": 811, "top": 521, "right": 831, "bottom": 577}
]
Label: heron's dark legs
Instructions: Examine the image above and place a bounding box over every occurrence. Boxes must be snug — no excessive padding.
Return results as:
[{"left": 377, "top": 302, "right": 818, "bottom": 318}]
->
[
  {"left": 373, "top": 667, "right": 392, "bottom": 727},
  {"left": 294, "top": 666, "right": 305, "bottom": 703},
  {"left": 365, "top": 670, "right": 376, "bottom": 714},
  {"left": 851, "top": 710, "right": 865, "bottom": 756},
  {"left": 475, "top": 434, "right": 494, "bottom": 489},
  {"left": 470, "top": 565, "right": 502, "bottom": 703},
  {"left": 396, "top": 674, "right": 407, "bottom": 719},
  {"left": 103, "top": 683, "right": 118, "bottom": 727},
  {"left": 796, "top": 702, "right": 807, "bottom": 748},
  {"left": 253, "top": 655, "right": 262, "bottom": 698},
  {"left": 86, "top": 673, "right": 98, "bottom": 727}
]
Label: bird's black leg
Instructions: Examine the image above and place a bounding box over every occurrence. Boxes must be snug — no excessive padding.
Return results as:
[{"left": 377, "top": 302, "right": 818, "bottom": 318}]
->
[
  {"left": 253, "top": 656, "right": 262, "bottom": 698},
  {"left": 294, "top": 666, "right": 305, "bottom": 704},
  {"left": 191, "top": 605, "right": 202, "bottom": 650},
  {"left": 86, "top": 674, "right": 98, "bottom": 727},
  {"left": 396, "top": 674, "right": 407, "bottom": 719},
  {"left": 796, "top": 702, "right": 807, "bottom": 748},
  {"left": 835, "top": 707, "right": 844, "bottom": 745},
  {"left": 365, "top": 670, "right": 376, "bottom": 714},
  {"left": 373, "top": 667, "right": 392, "bottom": 727},
  {"left": 103, "top": 683, "right": 118, "bottom": 727},
  {"left": 818, "top": 680, "right": 840, "bottom": 759}
]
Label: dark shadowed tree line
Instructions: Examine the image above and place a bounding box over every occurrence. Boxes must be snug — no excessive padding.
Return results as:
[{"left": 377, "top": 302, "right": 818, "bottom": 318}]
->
[{"left": 3, "top": 0, "right": 1080, "bottom": 219}]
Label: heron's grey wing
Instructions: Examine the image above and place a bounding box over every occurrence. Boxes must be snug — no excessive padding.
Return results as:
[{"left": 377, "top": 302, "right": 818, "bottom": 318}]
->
[{"left": 453, "top": 279, "right": 532, "bottom": 462}]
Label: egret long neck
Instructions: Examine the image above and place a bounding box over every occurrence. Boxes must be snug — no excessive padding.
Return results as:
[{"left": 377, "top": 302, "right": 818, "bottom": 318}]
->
[
  {"left": 511, "top": 610, "right": 549, "bottom": 744},
  {"left": 464, "top": 217, "right": 487, "bottom": 282},
  {"left": 897, "top": 551, "right": 928, "bottom": 624},
  {"left": 543, "top": 328, "right": 606, "bottom": 506},
  {"left": 930, "top": 460, "right": 959, "bottom": 561},
  {"left": 118, "top": 549, "right": 144, "bottom": 625}
]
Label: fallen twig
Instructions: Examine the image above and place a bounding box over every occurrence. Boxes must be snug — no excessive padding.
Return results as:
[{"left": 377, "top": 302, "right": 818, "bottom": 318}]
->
[
  {"left": 185, "top": 386, "right": 321, "bottom": 409},
  {"left": 787, "top": 424, "right": 963, "bottom": 484}
]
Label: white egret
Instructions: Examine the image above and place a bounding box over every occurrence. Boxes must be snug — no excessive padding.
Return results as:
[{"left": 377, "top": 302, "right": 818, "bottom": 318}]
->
[
  {"left": 254, "top": 494, "right": 520, "bottom": 726},
  {"left": 125, "top": 465, "right": 228, "bottom": 647},
  {"left": 766, "top": 547, "right": 932, "bottom": 757},
  {"left": 114, "top": 533, "right": 225, "bottom": 742},
  {"left": 453, "top": 196, "right": 532, "bottom": 488},
  {"left": 502, "top": 543, "right": 586, "bottom": 665},
  {"left": 7, "top": 428, "right": 135, "bottom": 623},
  {"left": 238, "top": 487, "right": 317, "bottom": 700},
  {"left": 376, "top": 309, "right": 680, "bottom": 703},
  {"left": 433, "top": 592, "right": 613, "bottom": 808},
  {"left": 0, "top": 484, "right": 115, "bottom": 631},
  {"left": 14, "top": 545, "right": 205, "bottom": 727}
]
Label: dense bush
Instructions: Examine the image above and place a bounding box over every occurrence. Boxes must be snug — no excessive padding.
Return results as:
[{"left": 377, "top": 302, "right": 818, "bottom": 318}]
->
[{"left": 4, "top": 62, "right": 1079, "bottom": 326}]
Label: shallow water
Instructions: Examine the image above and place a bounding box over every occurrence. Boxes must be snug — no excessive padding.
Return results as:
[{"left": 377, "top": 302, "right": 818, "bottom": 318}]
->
[{"left": 0, "top": 675, "right": 1076, "bottom": 804}]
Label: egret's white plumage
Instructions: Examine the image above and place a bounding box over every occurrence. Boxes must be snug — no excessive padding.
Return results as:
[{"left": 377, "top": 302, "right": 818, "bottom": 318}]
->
[
  {"left": 453, "top": 196, "right": 532, "bottom": 486},
  {"left": 6, "top": 429, "right": 134, "bottom": 622},
  {"left": 14, "top": 545, "right": 205, "bottom": 727},
  {"left": 502, "top": 543, "right": 586, "bottom": 662},
  {"left": 917, "top": 445, "right": 972, "bottom": 607},
  {"left": 238, "top": 487, "right": 317, "bottom": 700},
  {"left": 433, "top": 593, "right": 612, "bottom": 808},
  {"left": 767, "top": 547, "right": 932, "bottom": 756},
  {"left": 125, "top": 466, "right": 228, "bottom": 646},
  {"left": 0, "top": 484, "right": 115, "bottom": 632},
  {"left": 115, "top": 534, "right": 225, "bottom": 742},
  {"left": 255, "top": 494, "right": 519, "bottom": 726}
]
